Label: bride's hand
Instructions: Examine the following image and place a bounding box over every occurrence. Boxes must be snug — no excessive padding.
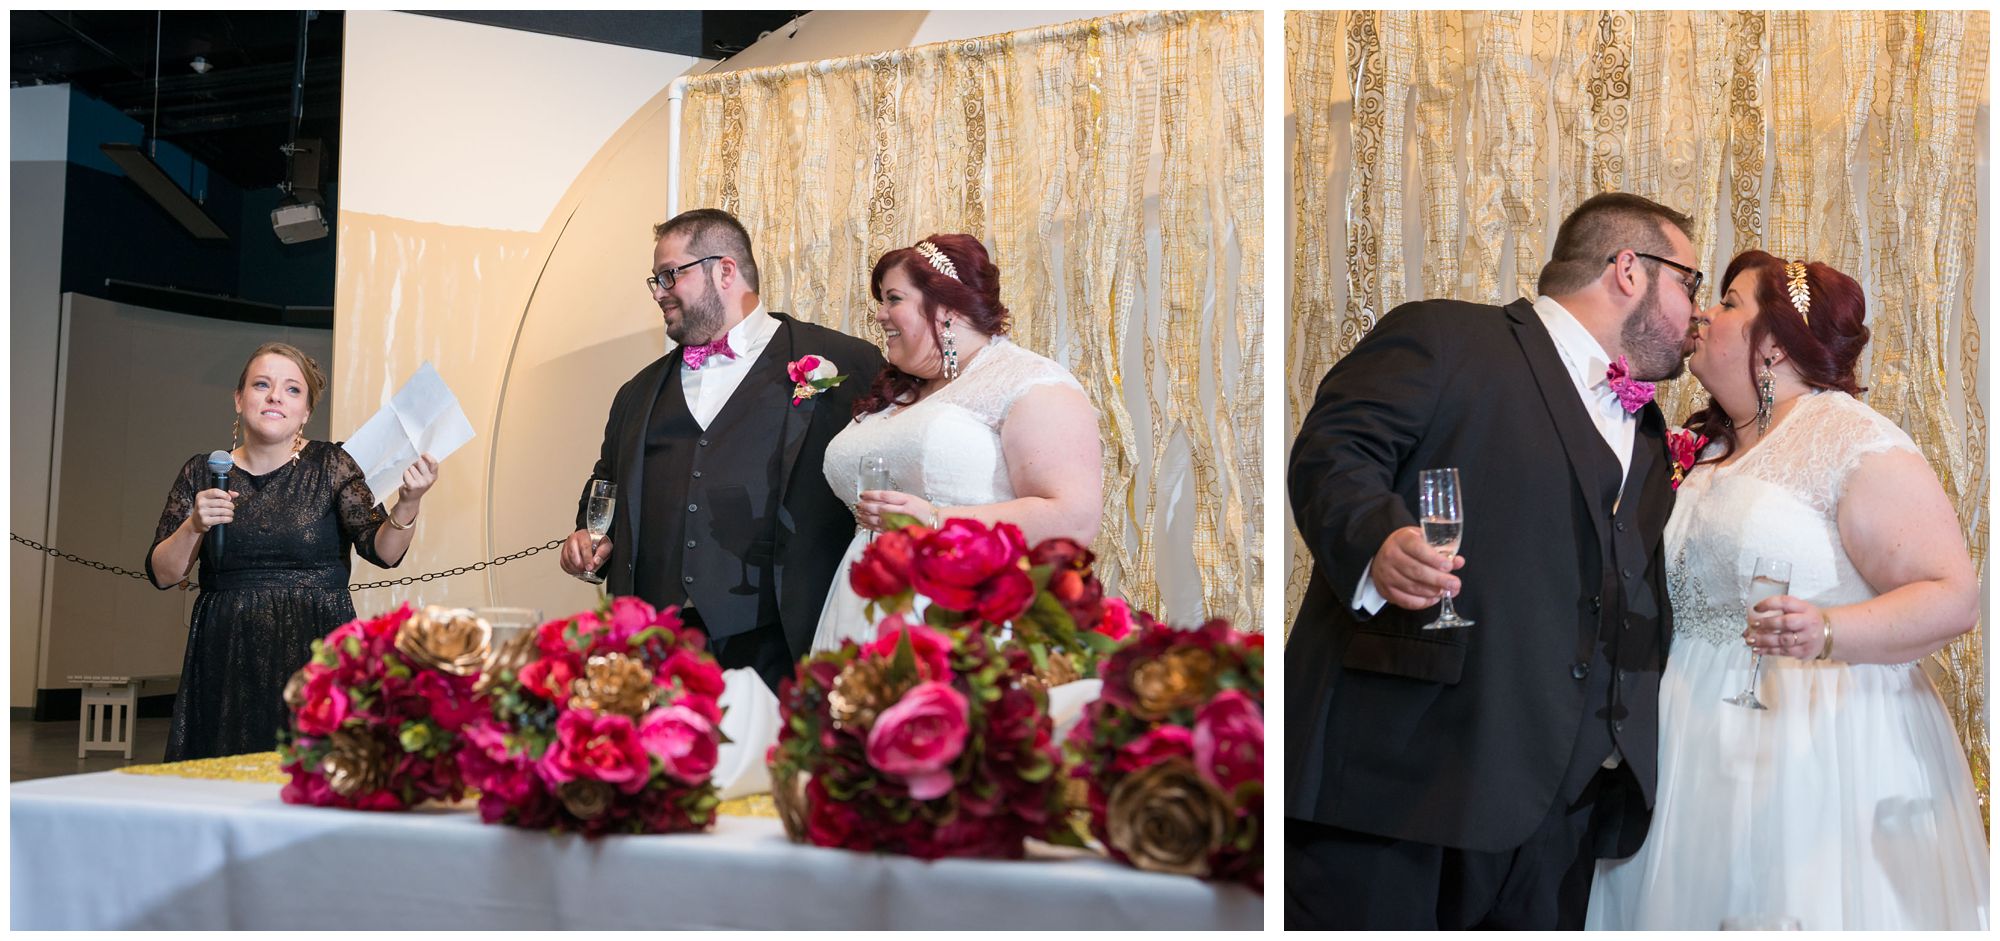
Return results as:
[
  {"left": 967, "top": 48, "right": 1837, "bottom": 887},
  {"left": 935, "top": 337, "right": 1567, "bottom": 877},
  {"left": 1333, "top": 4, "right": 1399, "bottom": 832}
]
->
[
  {"left": 1744, "top": 595, "right": 1829, "bottom": 660},
  {"left": 856, "top": 489, "right": 938, "bottom": 533}
]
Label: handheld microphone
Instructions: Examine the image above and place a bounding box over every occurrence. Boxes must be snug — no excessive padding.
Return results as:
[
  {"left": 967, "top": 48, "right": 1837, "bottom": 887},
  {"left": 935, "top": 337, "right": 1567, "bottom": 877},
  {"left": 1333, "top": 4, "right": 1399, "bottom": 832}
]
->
[{"left": 206, "top": 450, "right": 234, "bottom": 559}]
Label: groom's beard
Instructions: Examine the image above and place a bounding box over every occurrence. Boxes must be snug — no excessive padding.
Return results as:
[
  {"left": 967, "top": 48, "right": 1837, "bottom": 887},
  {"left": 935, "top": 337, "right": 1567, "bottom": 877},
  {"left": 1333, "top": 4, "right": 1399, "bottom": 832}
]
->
[
  {"left": 665, "top": 277, "right": 726, "bottom": 347},
  {"left": 1622, "top": 289, "right": 1688, "bottom": 382}
]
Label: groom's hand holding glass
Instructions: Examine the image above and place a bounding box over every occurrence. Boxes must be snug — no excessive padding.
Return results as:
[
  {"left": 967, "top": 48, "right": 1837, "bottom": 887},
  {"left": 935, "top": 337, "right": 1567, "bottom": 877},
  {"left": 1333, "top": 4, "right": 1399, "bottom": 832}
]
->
[
  {"left": 559, "top": 526, "right": 614, "bottom": 580},
  {"left": 1369, "top": 526, "right": 1465, "bottom": 610}
]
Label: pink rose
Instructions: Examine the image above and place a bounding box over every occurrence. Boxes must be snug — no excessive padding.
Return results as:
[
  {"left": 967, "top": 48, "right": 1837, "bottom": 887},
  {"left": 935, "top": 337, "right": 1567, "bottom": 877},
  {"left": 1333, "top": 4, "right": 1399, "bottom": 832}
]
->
[
  {"left": 639, "top": 704, "right": 719, "bottom": 784},
  {"left": 863, "top": 618, "right": 954, "bottom": 682},
  {"left": 458, "top": 720, "right": 539, "bottom": 804},
  {"left": 1113, "top": 724, "right": 1194, "bottom": 773},
  {"left": 1096, "top": 597, "right": 1138, "bottom": 642},
  {"left": 865, "top": 681, "right": 970, "bottom": 800},
  {"left": 786, "top": 354, "right": 824, "bottom": 385},
  {"left": 539, "top": 709, "right": 652, "bottom": 794},
  {"left": 606, "top": 596, "right": 659, "bottom": 645},
  {"left": 295, "top": 670, "right": 350, "bottom": 736},
  {"left": 1193, "top": 689, "right": 1263, "bottom": 796}
]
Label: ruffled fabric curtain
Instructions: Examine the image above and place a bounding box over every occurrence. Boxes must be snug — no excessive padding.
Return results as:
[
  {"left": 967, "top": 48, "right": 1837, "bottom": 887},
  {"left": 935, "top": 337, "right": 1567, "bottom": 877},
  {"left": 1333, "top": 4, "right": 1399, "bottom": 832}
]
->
[
  {"left": 1287, "top": 10, "right": 1988, "bottom": 810},
  {"left": 681, "top": 11, "right": 1264, "bottom": 628}
]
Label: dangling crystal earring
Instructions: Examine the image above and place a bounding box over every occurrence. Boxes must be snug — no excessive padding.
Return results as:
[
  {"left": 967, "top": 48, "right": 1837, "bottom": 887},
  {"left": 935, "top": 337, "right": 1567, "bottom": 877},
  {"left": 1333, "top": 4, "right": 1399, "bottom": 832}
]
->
[
  {"left": 1755, "top": 356, "right": 1776, "bottom": 436},
  {"left": 941, "top": 318, "right": 959, "bottom": 380}
]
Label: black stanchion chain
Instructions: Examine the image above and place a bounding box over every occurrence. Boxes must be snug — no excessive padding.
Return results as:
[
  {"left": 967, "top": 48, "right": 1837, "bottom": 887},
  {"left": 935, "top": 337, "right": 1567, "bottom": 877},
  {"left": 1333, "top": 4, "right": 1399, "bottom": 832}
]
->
[{"left": 10, "top": 532, "right": 565, "bottom": 593}]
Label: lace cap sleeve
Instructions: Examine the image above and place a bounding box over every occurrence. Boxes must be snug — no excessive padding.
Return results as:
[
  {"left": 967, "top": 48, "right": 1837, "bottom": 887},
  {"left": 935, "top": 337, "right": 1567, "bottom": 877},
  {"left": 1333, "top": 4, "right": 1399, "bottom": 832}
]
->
[
  {"left": 1827, "top": 393, "right": 1923, "bottom": 505},
  {"left": 959, "top": 340, "right": 1088, "bottom": 425},
  {"left": 144, "top": 453, "right": 207, "bottom": 585},
  {"left": 327, "top": 442, "right": 396, "bottom": 568}
]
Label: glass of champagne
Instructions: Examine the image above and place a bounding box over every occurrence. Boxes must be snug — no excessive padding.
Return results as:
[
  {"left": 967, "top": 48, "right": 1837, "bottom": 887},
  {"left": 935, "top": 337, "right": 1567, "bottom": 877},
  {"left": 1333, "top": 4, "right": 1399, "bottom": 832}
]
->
[
  {"left": 860, "top": 457, "right": 892, "bottom": 542},
  {"left": 577, "top": 480, "right": 616, "bottom": 585},
  {"left": 1725, "top": 556, "right": 1790, "bottom": 710},
  {"left": 1419, "top": 467, "right": 1474, "bottom": 630}
]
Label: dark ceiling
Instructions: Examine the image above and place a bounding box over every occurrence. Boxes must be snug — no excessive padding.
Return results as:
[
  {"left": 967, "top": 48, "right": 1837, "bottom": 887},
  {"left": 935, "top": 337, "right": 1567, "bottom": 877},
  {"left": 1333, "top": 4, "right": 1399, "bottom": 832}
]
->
[{"left": 11, "top": 11, "right": 802, "bottom": 190}]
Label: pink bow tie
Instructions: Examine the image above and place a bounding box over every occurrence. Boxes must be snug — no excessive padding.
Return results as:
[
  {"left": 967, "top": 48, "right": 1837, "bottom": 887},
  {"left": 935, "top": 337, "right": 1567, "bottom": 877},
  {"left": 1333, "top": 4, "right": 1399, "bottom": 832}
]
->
[
  {"left": 1605, "top": 356, "right": 1655, "bottom": 413},
  {"left": 682, "top": 335, "right": 736, "bottom": 370}
]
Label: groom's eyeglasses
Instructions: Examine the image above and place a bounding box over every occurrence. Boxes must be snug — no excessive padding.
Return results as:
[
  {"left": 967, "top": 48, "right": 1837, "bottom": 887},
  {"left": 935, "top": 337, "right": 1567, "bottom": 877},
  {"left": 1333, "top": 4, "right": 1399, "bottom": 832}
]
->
[
  {"left": 1608, "top": 251, "right": 1704, "bottom": 304},
  {"left": 645, "top": 255, "right": 725, "bottom": 294}
]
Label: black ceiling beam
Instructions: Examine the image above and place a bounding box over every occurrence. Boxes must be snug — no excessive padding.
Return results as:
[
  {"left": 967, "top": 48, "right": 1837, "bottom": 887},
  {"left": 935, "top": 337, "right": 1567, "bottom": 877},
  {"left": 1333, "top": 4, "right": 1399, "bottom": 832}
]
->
[{"left": 38, "top": 11, "right": 152, "bottom": 81}]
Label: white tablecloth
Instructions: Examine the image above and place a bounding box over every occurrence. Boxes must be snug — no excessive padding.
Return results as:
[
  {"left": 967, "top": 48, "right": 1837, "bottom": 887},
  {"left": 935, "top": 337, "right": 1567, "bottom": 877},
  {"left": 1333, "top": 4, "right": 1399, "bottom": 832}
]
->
[{"left": 11, "top": 771, "right": 1262, "bottom": 930}]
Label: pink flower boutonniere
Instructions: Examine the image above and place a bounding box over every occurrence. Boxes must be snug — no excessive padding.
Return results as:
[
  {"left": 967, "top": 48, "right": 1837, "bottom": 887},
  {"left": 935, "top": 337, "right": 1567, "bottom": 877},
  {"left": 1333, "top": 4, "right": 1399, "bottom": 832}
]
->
[
  {"left": 1667, "top": 428, "right": 1708, "bottom": 489},
  {"left": 1605, "top": 355, "right": 1656, "bottom": 414},
  {"left": 788, "top": 355, "right": 846, "bottom": 406}
]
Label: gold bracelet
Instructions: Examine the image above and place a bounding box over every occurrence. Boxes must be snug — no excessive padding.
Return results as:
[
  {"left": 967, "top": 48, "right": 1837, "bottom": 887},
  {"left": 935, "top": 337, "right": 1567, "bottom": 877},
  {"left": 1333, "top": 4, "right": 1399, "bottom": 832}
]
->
[
  {"left": 385, "top": 506, "right": 418, "bottom": 531},
  {"left": 929, "top": 508, "right": 942, "bottom": 530},
  {"left": 1815, "top": 611, "right": 1834, "bottom": 661}
]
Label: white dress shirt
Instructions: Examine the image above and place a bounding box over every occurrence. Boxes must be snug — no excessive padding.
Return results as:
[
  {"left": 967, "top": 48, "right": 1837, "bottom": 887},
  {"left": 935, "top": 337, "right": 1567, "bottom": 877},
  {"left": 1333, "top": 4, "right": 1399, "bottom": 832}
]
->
[
  {"left": 680, "top": 304, "right": 778, "bottom": 429},
  {"left": 1352, "top": 295, "right": 1639, "bottom": 616}
]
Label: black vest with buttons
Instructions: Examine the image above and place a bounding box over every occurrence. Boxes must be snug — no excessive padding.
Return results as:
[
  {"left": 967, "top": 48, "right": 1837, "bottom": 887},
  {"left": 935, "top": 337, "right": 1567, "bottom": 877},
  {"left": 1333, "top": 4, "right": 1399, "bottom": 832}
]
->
[
  {"left": 1555, "top": 429, "right": 1667, "bottom": 808},
  {"left": 632, "top": 348, "right": 788, "bottom": 640}
]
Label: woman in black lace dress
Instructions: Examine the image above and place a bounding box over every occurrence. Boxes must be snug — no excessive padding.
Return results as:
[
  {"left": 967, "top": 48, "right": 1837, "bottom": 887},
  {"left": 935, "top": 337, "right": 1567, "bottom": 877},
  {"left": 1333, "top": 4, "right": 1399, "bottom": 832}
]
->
[{"left": 146, "top": 342, "right": 441, "bottom": 760}]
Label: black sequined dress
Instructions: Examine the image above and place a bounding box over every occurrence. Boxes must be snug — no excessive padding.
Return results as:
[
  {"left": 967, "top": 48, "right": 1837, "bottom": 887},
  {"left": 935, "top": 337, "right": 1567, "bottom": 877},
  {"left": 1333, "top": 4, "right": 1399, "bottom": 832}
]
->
[{"left": 146, "top": 440, "right": 396, "bottom": 760}]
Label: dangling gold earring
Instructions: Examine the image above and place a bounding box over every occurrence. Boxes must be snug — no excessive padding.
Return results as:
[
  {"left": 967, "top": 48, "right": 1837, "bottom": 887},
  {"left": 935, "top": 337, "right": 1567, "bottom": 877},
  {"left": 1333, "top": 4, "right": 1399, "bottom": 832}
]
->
[
  {"left": 232, "top": 416, "right": 243, "bottom": 450},
  {"left": 293, "top": 416, "right": 307, "bottom": 462}
]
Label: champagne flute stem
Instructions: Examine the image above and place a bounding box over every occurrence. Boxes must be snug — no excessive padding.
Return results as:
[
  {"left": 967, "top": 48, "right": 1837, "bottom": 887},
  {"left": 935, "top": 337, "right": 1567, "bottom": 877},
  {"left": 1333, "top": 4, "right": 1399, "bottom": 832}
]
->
[{"left": 1747, "top": 653, "right": 1764, "bottom": 694}]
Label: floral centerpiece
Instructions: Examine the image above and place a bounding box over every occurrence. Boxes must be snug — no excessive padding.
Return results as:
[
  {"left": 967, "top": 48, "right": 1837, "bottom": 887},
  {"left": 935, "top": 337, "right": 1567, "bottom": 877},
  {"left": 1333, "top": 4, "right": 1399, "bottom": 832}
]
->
[
  {"left": 278, "top": 603, "right": 489, "bottom": 810},
  {"left": 1066, "top": 617, "right": 1263, "bottom": 888},
  {"left": 849, "top": 517, "right": 1131, "bottom": 683},
  {"left": 768, "top": 619, "right": 1080, "bottom": 859},
  {"left": 455, "top": 596, "right": 727, "bottom": 835}
]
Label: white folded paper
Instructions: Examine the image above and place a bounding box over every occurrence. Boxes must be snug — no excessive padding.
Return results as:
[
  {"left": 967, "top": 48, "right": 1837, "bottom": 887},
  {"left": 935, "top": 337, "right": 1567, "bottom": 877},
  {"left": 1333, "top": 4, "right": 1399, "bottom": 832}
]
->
[{"left": 342, "top": 362, "right": 476, "bottom": 502}]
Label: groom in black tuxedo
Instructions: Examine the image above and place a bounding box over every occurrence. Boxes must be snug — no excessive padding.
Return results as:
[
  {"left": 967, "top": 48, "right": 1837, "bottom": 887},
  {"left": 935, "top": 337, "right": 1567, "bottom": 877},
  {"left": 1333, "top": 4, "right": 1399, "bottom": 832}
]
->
[
  {"left": 1284, "top": 193, "right": 1701, "bottom": 929},
  {"left": 562, "top": 209, "right": 884, "bottom": 692}
]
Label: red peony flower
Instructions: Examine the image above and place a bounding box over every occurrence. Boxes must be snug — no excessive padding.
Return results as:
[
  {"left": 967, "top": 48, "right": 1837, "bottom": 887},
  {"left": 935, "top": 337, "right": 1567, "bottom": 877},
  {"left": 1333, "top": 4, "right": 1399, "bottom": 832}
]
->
[
  {"left": 865, "top": 681, "right": 971, "bottom": 800},
  {"left": 539, "top": 709, "right": 652, "bottom": 794},
  {"left": 1113, "top": 723, "right": 1195, "bottom": 773},
  {"left": 974, "top": 566, "right": 1037, "bottom": 623},
  {"left": 639, "top": 703, "right": 719, "bottom": 785},
  {"left": 517, "top": 654, "right": 583, "bottom": 702},
  {"left": 295, "top": 669, "right": 350, "bottom": 736},
  {"left": 863, "top": 618, "right": 955, "bottom": 682},
  {"left": 849, "top": 528, "right": 923, "bottom": 599},
  {"left": 910, "top": 519, "right": 1029, "bottom": 610},
  {"left": 1192, "top": 689, "right": 1263, "bottom": 796},
  {"left": 657, "top": 649, "right": 726, "bottom": 702},
  {"left": 410, "top": 671, "right": 483, "bottom": 732},
  {"left": 805, "top": 775, "right": 867, "bottom": 848}
]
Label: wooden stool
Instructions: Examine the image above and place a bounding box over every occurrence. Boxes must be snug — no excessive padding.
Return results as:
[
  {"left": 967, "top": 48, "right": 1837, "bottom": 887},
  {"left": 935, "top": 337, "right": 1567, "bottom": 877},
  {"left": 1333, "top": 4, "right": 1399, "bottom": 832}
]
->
[{"left": 68, "top": 675, "right": 174, "bottom": 760}]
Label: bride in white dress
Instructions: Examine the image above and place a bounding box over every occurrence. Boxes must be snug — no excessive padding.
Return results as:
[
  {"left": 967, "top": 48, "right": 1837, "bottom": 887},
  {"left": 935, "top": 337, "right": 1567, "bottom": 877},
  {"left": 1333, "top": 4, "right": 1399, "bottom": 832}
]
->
[
  {"left": 1587, "top": 253, "right": 1988, "bottom": 929},
  {"left": 812, "top": 234, "right": 1103, "bottom": 652}
]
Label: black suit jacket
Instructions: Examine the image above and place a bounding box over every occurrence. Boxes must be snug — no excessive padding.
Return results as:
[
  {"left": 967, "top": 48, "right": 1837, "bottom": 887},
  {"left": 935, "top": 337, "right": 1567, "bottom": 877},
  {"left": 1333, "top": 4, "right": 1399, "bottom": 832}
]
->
[
  {"left": 580, "top": 312, "right": 885, "bottom": 658},
  {"left": 1284, "top": 298, "right": 1674, "bottom": 853}
]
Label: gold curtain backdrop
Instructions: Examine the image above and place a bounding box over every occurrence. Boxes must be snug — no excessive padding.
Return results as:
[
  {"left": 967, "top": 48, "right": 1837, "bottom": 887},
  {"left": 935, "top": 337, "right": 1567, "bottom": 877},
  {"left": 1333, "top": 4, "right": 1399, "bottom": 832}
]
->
[
  {"left": 1287, "top": 11, "right": 1988, "bottom": 803},
  {"left": 680, "top": 11, "right": 1264, "bottom": 628}
]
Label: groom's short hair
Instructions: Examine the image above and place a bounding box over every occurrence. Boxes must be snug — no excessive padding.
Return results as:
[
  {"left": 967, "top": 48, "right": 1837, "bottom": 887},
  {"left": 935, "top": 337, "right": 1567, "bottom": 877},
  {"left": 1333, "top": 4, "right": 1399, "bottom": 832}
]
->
[
  {"left": 654, "top": 209, "right": 761, "bottom": 294},
  {"left": 1536, "top": 192, "right": 1694, "bottom": 297}
]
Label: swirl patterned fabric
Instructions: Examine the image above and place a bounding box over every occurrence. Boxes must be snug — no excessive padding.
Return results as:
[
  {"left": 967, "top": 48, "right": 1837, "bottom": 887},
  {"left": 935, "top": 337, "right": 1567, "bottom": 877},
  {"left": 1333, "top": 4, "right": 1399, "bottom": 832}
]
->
[
  {"left": 1287, "top": 9, "right": 1988, "bottom": 810},
  {"left": 679, "top": 11, "right": 1263, "bottom": 629}
]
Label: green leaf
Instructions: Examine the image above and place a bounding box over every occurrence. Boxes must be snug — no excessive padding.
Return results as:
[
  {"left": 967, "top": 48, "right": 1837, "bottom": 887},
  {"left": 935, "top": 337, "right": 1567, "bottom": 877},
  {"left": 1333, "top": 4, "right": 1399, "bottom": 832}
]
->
[
  {"left": 341, "top": 636, "right": 363, "bottom": 660},
  {"left": 398, "top": 722, "right": 433, "bottom": 753},
  {"left": 1045, "top": 822, "right": 1091, "bottom": 849},
  {"left": 881, "top": 511, "right": 922, "bottom": 531},
  {"left": 1018, "top": 754, "right": 1053, "bottom": 783}
]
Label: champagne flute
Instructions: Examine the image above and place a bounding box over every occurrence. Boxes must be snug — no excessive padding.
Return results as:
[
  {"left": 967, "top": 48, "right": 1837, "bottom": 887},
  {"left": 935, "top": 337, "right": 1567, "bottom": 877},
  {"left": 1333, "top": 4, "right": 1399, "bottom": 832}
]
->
[
  {"left": 1725, "top": 557, "right": 1790, "bottom": 710},
  {"left": 1419, "top": 468, "right": 1474, "bottom": 630},
  {"left": 577, "top": 480, "right": 616, "bottom": 585},
  {"left": 860, "top": 457, "right": 892, "bottom": 542}
]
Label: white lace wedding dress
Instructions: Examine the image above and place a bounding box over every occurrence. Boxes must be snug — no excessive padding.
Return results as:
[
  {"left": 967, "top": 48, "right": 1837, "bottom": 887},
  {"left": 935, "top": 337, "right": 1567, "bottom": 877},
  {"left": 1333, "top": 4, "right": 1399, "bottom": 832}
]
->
[
  {"left": 1587, "top": 390, "right": 1989, "bottom": 930},
  {"left": 812, "top": 335, "right": 1087, "bottom": 650}
]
